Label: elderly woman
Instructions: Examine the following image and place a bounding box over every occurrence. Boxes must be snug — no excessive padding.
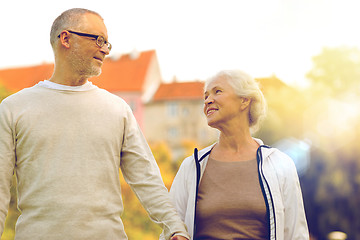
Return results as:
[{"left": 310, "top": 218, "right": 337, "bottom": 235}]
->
[{"left": 162, "top": 70, "right": 309, "bottom": 240}]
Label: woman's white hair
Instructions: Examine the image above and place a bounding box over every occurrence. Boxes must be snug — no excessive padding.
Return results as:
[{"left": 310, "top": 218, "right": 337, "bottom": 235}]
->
[{"left": 205, "top": 70, "right": 267, "bottom": 134}]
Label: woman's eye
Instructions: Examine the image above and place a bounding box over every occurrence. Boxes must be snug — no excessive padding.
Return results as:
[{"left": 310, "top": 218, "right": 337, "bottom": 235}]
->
[{"left": 216, "top": 89, "right": 221, "bottom": 93}]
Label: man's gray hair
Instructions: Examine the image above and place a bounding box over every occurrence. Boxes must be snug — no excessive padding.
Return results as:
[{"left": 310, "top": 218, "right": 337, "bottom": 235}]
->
[{"left": 50, "top": 8, "right": 103, "bottom": 48}]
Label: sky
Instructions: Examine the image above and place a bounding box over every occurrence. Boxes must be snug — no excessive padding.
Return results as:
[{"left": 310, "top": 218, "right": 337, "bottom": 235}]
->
[{"left": 1, "top": 0, "right": 360, "bottom": 87}]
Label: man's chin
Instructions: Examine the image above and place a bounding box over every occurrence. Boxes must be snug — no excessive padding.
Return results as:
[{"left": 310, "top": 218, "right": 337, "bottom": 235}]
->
[
  {"left": 85, "top": 68, "right": 102, "bottom": 79},
  {"left": 93, "top": 69, "right": 102, "bottom": 77}
]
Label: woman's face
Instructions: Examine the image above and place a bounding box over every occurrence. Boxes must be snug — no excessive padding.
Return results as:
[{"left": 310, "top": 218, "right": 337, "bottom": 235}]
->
[{"left": 203, "top": 76, "right": 250, "bottom": 129}]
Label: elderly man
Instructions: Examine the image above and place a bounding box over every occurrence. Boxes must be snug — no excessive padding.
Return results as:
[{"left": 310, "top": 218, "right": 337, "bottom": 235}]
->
[{"left": 0, "top": 8, "right": 189, "bottom": 240}]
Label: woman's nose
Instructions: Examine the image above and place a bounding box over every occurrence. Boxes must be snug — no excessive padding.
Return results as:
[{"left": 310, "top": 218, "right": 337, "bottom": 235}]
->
[{"left": 205, "top": 96, "right": 214, "bottom": 105}]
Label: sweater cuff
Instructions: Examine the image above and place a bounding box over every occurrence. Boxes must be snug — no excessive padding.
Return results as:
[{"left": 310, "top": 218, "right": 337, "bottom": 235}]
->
[{"left": 171, "top": 231, "right": 190, "bottom": 239}]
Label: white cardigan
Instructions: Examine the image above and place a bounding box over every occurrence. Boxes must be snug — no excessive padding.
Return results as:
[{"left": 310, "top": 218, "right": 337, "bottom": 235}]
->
[{"left": 161, "top": 138, "right": 309, "bottom": 240}]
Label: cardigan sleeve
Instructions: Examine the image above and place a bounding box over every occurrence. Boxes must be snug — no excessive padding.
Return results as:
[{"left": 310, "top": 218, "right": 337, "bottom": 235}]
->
[
  {"left": 171, "top": 158, "right": 192, "bottom": 221},
  {"left": 159, "top": 156, "right": 193, "bottom": 240},
  {"left": 277, "top": 152, "right": 309, "bottom": 240}
]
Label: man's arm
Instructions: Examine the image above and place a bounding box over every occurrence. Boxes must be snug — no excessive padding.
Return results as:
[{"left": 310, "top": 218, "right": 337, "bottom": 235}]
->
[
  {"left": 0, "top": 101, "right": 16, "bottom": 235},
  {"left": 120, "top": 105, "right": 190, "bottom": 240}
]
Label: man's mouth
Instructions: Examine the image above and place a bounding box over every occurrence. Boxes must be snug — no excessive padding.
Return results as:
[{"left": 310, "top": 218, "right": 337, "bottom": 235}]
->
[{"left": 94, "top": 57, "right": 103, "bottom": 62}]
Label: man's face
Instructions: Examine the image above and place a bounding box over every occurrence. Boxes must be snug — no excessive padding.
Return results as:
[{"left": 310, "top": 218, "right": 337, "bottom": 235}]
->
[{"left": 67, "top": 13, "right": 110, "bottom": 78}]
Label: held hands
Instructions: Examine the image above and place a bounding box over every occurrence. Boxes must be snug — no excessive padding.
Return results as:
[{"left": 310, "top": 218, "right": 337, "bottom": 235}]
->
[{"left": 170, "top": 235, "right": 189, "bottom": 240}]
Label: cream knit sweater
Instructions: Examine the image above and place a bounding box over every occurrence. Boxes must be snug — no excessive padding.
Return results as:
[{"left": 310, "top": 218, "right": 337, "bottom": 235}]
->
[{"left": 0, "top": 83, "right": 188, "bottom": 240}]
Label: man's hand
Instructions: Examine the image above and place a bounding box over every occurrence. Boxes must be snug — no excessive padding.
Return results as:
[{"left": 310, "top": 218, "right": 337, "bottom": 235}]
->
[{"left": 170, "top": 235, "right": 189, "bottom": 240}]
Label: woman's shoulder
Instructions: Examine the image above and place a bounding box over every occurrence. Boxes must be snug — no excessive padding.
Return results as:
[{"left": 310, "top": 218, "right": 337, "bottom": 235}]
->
[
  {"left": 197, "top": 144, "right": 215, "bottom": 159},
  {"left": 181, "top": 144, "right": 215, "bottom": 167},
  {"left": 269, "top": 148, "right": 294, "bottom": 164},
  {"left": 265, "top": 147, "right": 299, "bottom": 178}
]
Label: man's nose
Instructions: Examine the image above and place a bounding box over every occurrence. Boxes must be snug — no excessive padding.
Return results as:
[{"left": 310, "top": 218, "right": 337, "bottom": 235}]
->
[{"left": 100, "top": 45, "right": 110, "bottom": 55}]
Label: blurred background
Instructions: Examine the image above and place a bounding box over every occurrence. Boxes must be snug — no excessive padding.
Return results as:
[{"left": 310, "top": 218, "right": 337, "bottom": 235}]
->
[{"left": 1, "top": 0, "right": 360, "bottom": 239}]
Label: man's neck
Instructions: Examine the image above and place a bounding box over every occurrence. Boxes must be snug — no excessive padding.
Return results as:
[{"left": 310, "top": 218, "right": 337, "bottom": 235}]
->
[{"left": 49, "top": 72, "right": 88, "bottom": 86}]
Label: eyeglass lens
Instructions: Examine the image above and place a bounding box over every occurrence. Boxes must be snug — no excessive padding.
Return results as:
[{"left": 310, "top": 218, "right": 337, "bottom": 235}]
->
[{"left": 96, "top": 36, "right": 111, "bottom": 51}]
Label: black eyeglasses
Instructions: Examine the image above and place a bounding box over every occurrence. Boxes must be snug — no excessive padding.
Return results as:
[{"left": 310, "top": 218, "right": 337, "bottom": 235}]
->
[{"left": 58, "top": 30, "right": 112, "bottom": 51}]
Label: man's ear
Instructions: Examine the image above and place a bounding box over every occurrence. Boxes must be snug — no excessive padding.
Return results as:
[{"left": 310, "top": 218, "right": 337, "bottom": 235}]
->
[{"left": 59, "top": 31, "right": 71, "bottom": 48}]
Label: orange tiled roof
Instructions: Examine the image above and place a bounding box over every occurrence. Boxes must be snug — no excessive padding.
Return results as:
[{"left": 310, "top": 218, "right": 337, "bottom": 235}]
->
[
  {"left": 153, "top": 81, "right": 205, "bottom": 101},
  {"left": 0, "top": 64, "right": 53, "bottom": 92},
  {"left": 152, "top": 77, "right": 288, "bottom": 101},
  {"left": 0, "top": 50, "right": 156, "bottom": 93},
  {"left": 91, "top": 50, "right": 156, "bottom": 92}
]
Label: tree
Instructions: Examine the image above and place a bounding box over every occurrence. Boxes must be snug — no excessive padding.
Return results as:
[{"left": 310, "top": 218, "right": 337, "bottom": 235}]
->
[
  {"left": 255, "top": 76, "right": 309, "bottom": 144},
  {"left": 300, "top": 46, "right": 360, "bottom": 239},
  {"left": 306, "top": 46, "right": 360, "bottom": 96},
  {"left": 0, "top": 83, "right": 16, "bottom": 240},
  {"left": 254, "top": 47, "right": 360, "bottom": 239},
  {"left": 0, "top": 81, "right": 11, "bottom": 102}
]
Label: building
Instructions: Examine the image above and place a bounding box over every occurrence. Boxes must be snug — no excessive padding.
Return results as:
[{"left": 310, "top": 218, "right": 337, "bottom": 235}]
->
[
  {"left": 144, "top": 81, "right": 219, "bottom": 159},
  {"left": 91, "top": 50, "right": 161, "bottom": 129}
]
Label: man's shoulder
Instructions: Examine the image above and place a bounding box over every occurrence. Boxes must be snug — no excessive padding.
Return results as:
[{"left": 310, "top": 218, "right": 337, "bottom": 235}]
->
[
  {"left": 1, "top": 85, "right": 41, "bottom": 103},
  {"left": 95, "top": 88, "right": 129, "bottom": 105}
]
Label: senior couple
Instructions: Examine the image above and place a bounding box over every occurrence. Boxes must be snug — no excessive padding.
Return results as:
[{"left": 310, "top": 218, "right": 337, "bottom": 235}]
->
[{"left": 0, "top": 8, "right": 309, "bottom": 240}]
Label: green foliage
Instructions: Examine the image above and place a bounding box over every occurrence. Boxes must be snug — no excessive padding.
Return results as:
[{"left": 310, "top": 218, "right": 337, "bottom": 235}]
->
[
  {"left": 1, "top": 176, "right": 20, "bottom": 240},
  {"left": 1, "top": 84, "right": 17, "bottom": 240},
  {"left": 297, "top": 46, "right": 360, "bottom": 239},
  {"left": 0, "top": 81, "right": 11, "bottom": 102},
  {"left": 306, "top": 46, "right": 360, "bottom": 96},
  {"left": 255, "top": 79, "right": 309, "bottom": 144},
  {"left": 254, "top": 47, "right": 360, "bottom": 239}
]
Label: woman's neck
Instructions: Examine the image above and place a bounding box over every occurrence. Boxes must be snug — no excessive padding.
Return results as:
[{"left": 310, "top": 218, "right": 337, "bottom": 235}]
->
[{"left": 210, "top": 128, "right": 259, "bottom": 162}]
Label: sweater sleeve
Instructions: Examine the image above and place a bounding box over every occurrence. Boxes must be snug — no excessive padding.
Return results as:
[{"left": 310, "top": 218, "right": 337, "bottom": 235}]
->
[
  {"left": 119, "top": 104, "right": 189, "bottom": 240},
  {"left": 0, "top": 100, "right": 16, "bottom": 235}
]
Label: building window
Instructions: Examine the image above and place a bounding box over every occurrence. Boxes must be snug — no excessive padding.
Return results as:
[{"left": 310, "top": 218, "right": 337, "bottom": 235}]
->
[
  {"left": 182, "top": 107, "right": 190, "bottom": 116},
  {"left": 167, "top": 102, "right": 178, "bottom": 117},
  {"left": 168, "top": 127, "right": 178, "bottom": 138}
]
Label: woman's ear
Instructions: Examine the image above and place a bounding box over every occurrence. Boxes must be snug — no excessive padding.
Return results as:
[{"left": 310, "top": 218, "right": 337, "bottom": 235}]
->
[{"left": 240, "top": 97, "right": 251, "bottom": 110}]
